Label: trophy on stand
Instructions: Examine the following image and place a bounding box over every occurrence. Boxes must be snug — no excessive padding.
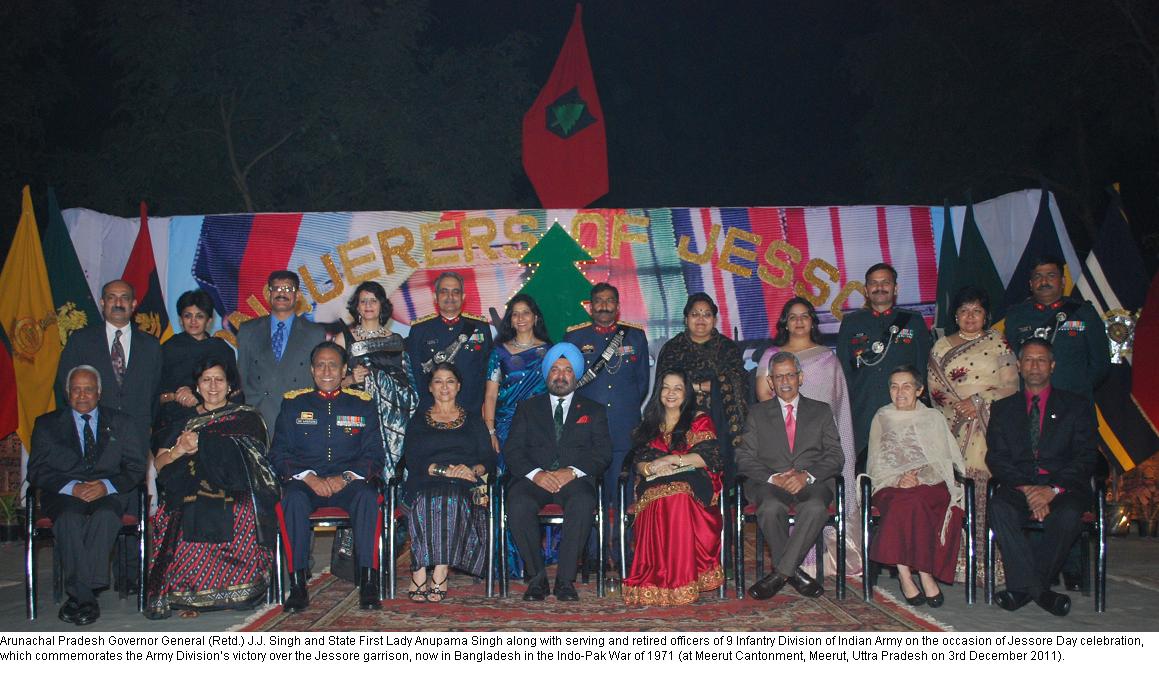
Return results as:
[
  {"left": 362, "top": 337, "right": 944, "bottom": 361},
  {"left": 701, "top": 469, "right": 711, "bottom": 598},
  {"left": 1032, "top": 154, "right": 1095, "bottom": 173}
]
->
[{"left": 1104, "top": 308, "right": 1138, "bottom": 364}]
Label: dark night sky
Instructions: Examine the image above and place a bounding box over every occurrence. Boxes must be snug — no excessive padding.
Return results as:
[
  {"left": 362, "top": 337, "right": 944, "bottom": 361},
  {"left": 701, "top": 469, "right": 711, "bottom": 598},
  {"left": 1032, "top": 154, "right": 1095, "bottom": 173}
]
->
[{"left": 2, "top": 0, "right": 1157, "bottom": 263}]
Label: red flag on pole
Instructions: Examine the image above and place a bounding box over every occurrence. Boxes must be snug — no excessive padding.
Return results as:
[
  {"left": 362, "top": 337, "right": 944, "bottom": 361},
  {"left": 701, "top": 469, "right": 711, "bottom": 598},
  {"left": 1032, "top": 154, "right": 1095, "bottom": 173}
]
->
[
  {"left": 1132, "top": 271, "right": 1159, "bottom": 436},
  {"left": 122, "top": 202, "right": 172, "bottom": 342},
  {"left": 0, "top": 325, "right": 17, "bottom": 440},
  {"left": 522, "top": 3, "right": 608, "bottom": 208}
]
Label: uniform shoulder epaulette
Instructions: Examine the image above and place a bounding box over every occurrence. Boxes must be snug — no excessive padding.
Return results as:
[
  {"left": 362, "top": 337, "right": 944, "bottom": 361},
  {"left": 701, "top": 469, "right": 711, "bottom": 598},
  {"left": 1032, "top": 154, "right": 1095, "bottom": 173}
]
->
[
  {"left": 342, "top": 387, "right": 373, "bottom": 401},
  {"left": 411, "top": 313, "right": 438, "bottom": 325},
  {"left": 618, "top": 320, "right": 645, "bottom": 331},
  {"left": 566, "top": 321, "right": 592, "bottom": 333},
  {"left": 461, "top": 311, "right": 489, "bottom": 323},
  {"left": 283, "top": 387, "right": 312, "bottom": 399}
]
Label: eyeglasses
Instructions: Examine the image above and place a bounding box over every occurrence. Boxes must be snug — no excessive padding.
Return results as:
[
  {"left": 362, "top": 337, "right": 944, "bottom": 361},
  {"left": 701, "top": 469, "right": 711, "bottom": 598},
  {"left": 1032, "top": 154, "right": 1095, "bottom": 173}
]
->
[{"left": 270, "top": 285, "right": 298, "bottom": 293}]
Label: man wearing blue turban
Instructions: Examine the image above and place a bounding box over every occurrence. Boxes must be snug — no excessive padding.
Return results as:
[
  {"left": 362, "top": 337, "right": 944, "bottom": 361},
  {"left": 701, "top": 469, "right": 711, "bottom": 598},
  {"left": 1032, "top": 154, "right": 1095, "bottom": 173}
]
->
[{"left": 504, "top": 343, "right": 611, "bottom": 601}]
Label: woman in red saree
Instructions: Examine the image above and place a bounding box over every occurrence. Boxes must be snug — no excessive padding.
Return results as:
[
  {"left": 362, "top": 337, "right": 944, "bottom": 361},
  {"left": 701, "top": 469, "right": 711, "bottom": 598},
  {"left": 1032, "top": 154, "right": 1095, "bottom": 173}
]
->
[{"left": 623, "top": 368, "right": 724, "bottom": 606}]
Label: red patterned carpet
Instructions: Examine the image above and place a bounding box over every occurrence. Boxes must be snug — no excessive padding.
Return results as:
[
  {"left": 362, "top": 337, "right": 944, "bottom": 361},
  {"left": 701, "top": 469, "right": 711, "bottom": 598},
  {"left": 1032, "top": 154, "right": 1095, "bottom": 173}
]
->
[{"left": 240, "top": 573, "right": 943, "bottom": 632}]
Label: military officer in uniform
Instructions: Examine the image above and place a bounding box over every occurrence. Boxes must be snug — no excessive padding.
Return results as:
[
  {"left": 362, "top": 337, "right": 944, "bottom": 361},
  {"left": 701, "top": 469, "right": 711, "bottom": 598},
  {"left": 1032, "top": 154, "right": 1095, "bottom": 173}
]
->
[
  {"left": 564, "top": 283, "right": 651, "bottom": 510},
  {"left": 1003, "top": 254, "right": 1110, "bottom": 399},
  {"left": 836, "top": 263, "right": 932, "bottom": 467},
  {"left": 405, "top": 271, "right": 493, "bottom": 414},
  {"left": 269, "top": 342, "right": 385, "bottom": 612}
]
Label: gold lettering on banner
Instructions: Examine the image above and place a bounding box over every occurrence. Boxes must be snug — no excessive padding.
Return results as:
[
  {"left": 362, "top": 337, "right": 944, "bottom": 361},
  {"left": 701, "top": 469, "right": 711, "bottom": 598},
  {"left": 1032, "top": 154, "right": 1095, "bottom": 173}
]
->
[
  {"left": 611, "top": 212, "right": 649, "bottom": 259},
  {"left": 460, "top": 217, "right": 499, "bottom": 262},
  {"left": 677, "top": 223, "right": 720, "bottom": 264},
  {"left": 337, "top": 236, "right": 378, "bottom": 285},
  {"left": 376, "top": 227, "right": 419, "bottom": 274},
  {"left": 503, "top": 215, "right": 539, "bottom": 260},
  {"left": 246, "top": 296, "right": 269, "bottom": 317},
  {"left": 829, "top": 281, "right": 866, "bottom": 322},
  {"left": 796, "top": 258, "right": 841, "bottom": 307},
  {"left": 214, "top": 328, "right": 238, "bottom": 349},
  {"left": 299, "top": 254, "right": 345, "bottom": 303},
  {"left": 758, "top": 239, "right": 801, "bottom": 288},
  {"left": 717, "top": 228, "right": 760, "bottom": 278},
  {"left": 420, "top": 220, "right": 461, "bottom": 267},
  {"left": 571, "top": 213, "right": 607, "bottom": 258}
]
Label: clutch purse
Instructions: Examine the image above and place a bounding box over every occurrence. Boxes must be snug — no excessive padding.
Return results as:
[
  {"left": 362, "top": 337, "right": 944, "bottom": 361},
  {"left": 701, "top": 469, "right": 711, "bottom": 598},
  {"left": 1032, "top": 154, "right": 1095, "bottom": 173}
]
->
[
  {"left": 470, "top": 474, "right": 490, "bottom": 507},
  {"left": 644, "top": 464, "right": 697, "bottom": 482}
]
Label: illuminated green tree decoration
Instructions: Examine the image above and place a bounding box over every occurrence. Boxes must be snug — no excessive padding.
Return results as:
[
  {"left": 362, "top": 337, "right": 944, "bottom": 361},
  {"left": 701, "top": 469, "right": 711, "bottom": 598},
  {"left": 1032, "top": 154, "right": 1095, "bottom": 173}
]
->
[{"left": 519, "top": 222, "right": 594, "bottom": 341}]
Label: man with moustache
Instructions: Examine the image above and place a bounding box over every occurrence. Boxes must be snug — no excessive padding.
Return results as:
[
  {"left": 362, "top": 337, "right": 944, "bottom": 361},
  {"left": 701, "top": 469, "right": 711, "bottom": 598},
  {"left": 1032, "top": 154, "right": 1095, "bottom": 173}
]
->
[
  {"left": 237, "top": 270, "right": 327, "bottom": 435},
  {"left": 564, "top": 283, "right": 650, "bottom": 524},
  {"left": 269, "top": 342, "right": 385, "bottom": 612},
  {"left": 736, "top": 351, "right": 845, "bottom": 600},
  {"left": 986, "top": 339, "right": 1097, "bottom": 617},
  {"left": 405, "top": 271, "right": 493, "bottom": 413},
  {"left": 56, "top": 279, "right": 162, "bottom": 433},
  {"left": 29, "top": 366, "right": 147, "bottom": 625},
  {"left": 837, "top": 263, "right": 931, "bottom": 468},
  {"left": 1004, "top": 255, "right": 1109, "bottom": 400},
  {"left": 503, "top": 343, "right": 611, "bottom": 601}
]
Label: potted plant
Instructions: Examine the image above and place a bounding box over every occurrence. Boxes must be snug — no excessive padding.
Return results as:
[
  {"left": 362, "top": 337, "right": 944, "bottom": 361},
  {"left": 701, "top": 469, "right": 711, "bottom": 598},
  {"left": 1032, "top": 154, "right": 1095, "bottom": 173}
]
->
[{"left": 0, "top": 493, "right": 21, "bottom": 543}]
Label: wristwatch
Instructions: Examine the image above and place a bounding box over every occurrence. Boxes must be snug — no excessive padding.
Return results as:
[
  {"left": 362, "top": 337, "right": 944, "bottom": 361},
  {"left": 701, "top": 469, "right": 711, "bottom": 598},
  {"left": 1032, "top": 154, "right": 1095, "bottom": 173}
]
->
[{"left": 342, "top": 472, "right": 354, "bottom": 485}]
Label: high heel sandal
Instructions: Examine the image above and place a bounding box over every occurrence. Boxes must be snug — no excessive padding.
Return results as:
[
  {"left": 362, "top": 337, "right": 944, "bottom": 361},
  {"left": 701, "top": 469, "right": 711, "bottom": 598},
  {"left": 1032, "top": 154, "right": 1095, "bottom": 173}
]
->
[
  {"left": 427, "top": 572, "right": 449, "bottom": 603},
  {"left": 407, "top": 571, "right": 429, "bottom": 603}
]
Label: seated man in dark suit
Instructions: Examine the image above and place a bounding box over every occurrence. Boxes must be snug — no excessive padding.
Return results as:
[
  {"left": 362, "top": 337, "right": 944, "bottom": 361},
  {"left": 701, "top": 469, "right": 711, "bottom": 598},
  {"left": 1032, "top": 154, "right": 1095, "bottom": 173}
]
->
[
  {"left": 269, "top": 342, "right": 385, "bottom": 612},
  {"left": 735, "top": 351, "right": 844, "bottom": 600},
  {"left": 504, "top": 343, "right": 611, "bottom": 601},
  {"left": 27, "top": 365, "right": 147, "bottom": 625},
  {"left": 986, "top": 338, "right": 1098, "bottom": 617}
]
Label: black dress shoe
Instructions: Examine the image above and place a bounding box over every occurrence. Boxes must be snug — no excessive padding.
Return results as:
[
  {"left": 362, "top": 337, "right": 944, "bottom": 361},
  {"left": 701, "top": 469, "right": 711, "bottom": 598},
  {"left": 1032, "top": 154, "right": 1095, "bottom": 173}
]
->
[
  {"left": 1036, "top": 590, "right": 1071, "bottom": 617},
  {"left": 358, "top": 567, "right": 381, "bottom": 610},
  {"left": 995, "top": 590, "right": 1033, "bottom": 612},
  {"left": 522, "top": 575, "right": 548, "bottom": 601},
  {"left": 554, "top": 581, "right": 580, "bottom": 601},
  {"left": 1061, "top": 571, "right": 1083, "bottom": 592},
  {"left": 58, "top": 598, "right": 81, "bottom": 624},
  {"left": 73, "top": 601, "right": 100, "bottom": 626},
  {"left": 748, "top": 572, "right": 788, "bottom": 600},
  {"left": 898, "top": 579, "right": 925, "bottom": 606},
  {"left": 787, "top": 569, "right": 825, "bottom": 598},
  {"left": 925, "top": 591, "right": 945, "bottom": 608},
  {"left": 283, "top": 570, "right": 310, "bottom": 613}
]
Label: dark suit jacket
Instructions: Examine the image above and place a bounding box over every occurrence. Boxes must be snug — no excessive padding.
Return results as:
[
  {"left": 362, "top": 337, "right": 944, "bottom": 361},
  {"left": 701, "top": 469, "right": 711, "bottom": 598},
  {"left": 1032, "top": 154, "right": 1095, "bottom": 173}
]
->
[
  {"left": 27, "top": 406, "right": 148, "bottom": 517},
  {"left": 56, "top": 323, "right": 162, "bottom": 430},
  {"left": 503, "top": 393, "right": 611, "bottom": 484},
  {"left": 986, "top": 387, "right": 1097, "bottom": 498},
  {"left": 735, "top": 396, "right": 844, "bottom": 487},
  {"left": 236, "top": 315, "right": 327, "bottom": 432}
]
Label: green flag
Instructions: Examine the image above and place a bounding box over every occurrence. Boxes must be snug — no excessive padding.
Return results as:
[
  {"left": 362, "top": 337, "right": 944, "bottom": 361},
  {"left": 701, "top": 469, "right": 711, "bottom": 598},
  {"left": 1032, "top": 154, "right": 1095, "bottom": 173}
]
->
[
  {"left": 935, "top": 200, "right": 959, "bottom": 329},
  {"left": 954, "top": 196, "right": 1007, "bottom": 325},
  {"left": 42, "top": 187, "right": 100, "bottom": 347}
]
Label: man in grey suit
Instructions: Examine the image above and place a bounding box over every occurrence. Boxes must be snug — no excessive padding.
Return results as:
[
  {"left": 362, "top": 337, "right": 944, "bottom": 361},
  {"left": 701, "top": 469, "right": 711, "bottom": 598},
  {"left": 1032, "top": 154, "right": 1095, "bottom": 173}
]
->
[
  {"left": 736, "top": 351, "right": 845, "bottom": 600},
  {"left": 236, "top": 270, "right": 327, "bottom": 434},
  {"left": 56, "top": 279, "right": 162, "bottom": 433}
]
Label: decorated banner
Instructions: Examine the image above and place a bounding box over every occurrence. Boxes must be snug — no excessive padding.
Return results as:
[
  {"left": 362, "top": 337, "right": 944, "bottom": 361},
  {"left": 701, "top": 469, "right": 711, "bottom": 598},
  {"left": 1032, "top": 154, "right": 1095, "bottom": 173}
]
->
[{"left": 60, "top": 190, "right": 1081, "bottom": 356}]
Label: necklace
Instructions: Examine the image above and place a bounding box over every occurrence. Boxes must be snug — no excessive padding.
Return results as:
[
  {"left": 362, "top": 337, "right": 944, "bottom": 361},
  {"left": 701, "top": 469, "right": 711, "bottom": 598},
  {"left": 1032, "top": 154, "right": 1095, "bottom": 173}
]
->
[
  {"left": 510, "top": 338, "right": 539, "bottom": 350},
  {"left": 352, "top": 323, "right": 391, "bottom": 340},
  {"left": 426, "top": 405, "right": 466, "bottom": 430},
  {"left": 958, "top": 330, "right": 983, "bottom": 341}
]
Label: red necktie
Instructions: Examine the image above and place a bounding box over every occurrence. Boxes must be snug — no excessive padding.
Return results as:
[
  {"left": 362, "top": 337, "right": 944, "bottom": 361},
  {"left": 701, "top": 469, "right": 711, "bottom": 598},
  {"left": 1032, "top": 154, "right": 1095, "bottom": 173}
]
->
[{"left": 785, "top": 403, "right": 796, "bottom": 452}]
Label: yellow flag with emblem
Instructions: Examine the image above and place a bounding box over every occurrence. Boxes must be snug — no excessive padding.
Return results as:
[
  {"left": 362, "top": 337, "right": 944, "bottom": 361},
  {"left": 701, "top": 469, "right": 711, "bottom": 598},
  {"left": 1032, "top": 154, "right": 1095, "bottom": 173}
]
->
[{"left": 0, "top": 187, "right": 62, "bottom": 448}]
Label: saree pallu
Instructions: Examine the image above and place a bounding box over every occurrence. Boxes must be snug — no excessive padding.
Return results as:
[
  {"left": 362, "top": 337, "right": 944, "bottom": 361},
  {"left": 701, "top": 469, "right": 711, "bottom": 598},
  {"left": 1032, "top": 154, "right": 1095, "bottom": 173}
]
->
[{"left": 406, "top": 481, "right": 490, "bottom": 577}]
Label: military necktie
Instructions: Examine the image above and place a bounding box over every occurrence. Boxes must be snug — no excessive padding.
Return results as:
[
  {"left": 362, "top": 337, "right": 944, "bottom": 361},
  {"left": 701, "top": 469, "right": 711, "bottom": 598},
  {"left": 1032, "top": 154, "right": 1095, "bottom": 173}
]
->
[
  {"left": 110, "top": 330, "right": 126, "bottom": 385},
  {"left": 554, "top": 398, "right": 564, "bottom": 441}
]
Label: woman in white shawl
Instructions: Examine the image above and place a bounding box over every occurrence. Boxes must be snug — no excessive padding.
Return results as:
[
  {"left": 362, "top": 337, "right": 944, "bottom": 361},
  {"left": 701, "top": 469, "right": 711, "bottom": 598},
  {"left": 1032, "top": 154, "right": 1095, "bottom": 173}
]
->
[{"left": 867, "top": 365, "right": 965, "bottom": 608}]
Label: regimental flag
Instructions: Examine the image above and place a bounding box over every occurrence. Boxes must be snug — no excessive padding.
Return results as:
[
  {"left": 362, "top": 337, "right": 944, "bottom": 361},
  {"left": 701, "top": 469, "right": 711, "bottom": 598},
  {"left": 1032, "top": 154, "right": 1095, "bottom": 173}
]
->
[
  {"left": 953, "top": 197, "right": 1006, "bottom": 323},
  {"left": 43, "top": 187, "right": 100, "bottom": 348},
  {"left": 1077, "top": 185, "right": 1149, "bottom": 318},
  {"left": 522, "top": 4, "right": 608, "bottom": 208},
  {"left": 1124, "top": 272, "right": 1159, "bottom": 468},
  {"left": 1003, "top": 187, "right": 1074, "bottom": 311},
  {"left": 0, "top": 323, "right": 17, "bottom": 440},
  {"left": 122, "top": 202, "right": 172, "bottom": 342},
  {"left": 935, "top": 201, "right": 960, "bottom": 329},
  {"left": 0, "top": 187, "right": 63, "bottom": 448}
]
